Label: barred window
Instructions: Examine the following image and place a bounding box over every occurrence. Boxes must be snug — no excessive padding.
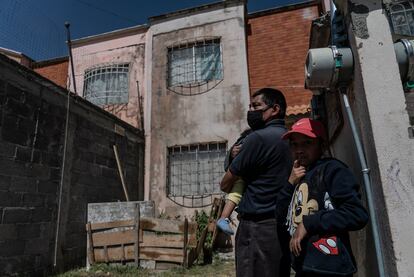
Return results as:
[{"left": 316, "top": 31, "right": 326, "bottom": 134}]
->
[
  {"left": 83, "top": 64, "right": 129, "bottom": 106},
  {"left": 389, "top": 2, "right": 414, "bottom": 36},
  {"left": 167, "top": 142, "right": 227, "bottom": 198},
  {"left": 167, "top": 37, "right": 223, "bottom": 95}
]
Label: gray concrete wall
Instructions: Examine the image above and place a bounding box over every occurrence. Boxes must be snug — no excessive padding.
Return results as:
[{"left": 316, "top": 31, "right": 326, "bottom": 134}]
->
[
  {"left": 146, "top": 1, "right": 250, "bottom": 217},
  {"left": 0, "top": 54, "right": 145, "bottom": 276},
  {"left": 326, "top": 1, "right": 414, "bottom": 276},
  {"left": 87, "top": 201, "right": 155, "bottom": 223}
]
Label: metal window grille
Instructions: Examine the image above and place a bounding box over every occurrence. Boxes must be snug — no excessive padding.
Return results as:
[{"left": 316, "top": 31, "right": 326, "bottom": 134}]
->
[
  {"left": 167, "top": 37, "right": 224, "bottom": 95},
  {"left": 83, "top": 63, "right": 129, "bottom": 106},
  {"left": 390, "top": 2, "right": 414, "bottom": 36},
  {"left": 167, "top": 142, "right": 227, "bottom": 202}
]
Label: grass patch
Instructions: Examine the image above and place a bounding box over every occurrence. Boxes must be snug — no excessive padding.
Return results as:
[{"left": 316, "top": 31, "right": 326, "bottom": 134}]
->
[{"left": 55, "top": 255, "right": 235, "bottom": 277}]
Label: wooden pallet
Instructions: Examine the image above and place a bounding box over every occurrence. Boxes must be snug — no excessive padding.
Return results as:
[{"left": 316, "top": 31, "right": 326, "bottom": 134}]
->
[{"left": 86, "top": 206, "right": 197, "bottom": 268}]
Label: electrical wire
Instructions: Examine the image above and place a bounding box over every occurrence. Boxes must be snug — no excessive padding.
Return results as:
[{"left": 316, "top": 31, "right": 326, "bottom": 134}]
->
[{"left": 74, "top": 0, "right": 140, "bottom": 24}]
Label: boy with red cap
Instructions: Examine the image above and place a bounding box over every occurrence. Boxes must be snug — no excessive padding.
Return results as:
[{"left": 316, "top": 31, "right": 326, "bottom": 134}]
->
[{"left": 277, "top": 118, "right": 368, "bottom": 277}]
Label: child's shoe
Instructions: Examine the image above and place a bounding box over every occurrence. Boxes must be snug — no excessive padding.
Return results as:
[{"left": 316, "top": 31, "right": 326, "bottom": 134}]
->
[{"left": 216, "top": 218, "right": 234, "bottom": 235}]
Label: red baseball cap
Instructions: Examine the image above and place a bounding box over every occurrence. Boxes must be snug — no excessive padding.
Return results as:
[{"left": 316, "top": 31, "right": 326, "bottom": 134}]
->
[{"left": 282, "top": 118, "right": 327, "bottom": 140}]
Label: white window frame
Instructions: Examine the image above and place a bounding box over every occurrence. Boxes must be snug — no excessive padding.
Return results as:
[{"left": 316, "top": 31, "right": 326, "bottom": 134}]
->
[
  {"left": 166, "top": 142, "right": 227, "bottom": 198},
  {"left": 167, "top": 37, "right": 224, "bottom": 95},
  {"left": 83, "top": 63, "right": 130, "bottom": 106}
]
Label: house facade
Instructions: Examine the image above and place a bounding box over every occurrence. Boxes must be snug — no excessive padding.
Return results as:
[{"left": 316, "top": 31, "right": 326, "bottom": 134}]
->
[
  {"left": 146, "top": 1, "right": 250, "bottom": 217},
  {"left": 70, "top": 25, "right": 147, "bottom": 129},
  {"left": 68, "top": 0, "right": 322, "bottom": 217}
]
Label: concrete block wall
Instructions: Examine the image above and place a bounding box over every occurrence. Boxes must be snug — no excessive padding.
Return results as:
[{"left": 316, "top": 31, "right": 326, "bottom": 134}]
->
[{"left": 0, "top": 54, "right": 144, "bottom": 276}]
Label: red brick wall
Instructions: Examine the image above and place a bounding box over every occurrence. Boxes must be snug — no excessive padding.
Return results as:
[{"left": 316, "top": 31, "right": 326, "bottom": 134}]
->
[
  {"left": 34, "top": 60, "right": 68, "bottom": 89},
  {"left": 247, "top": 5, "right": 319, "bottom": 109}
]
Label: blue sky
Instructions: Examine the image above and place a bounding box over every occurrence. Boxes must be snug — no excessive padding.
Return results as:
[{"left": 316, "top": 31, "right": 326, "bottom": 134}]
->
[{"left": 0, "top": 0, "right": 306, "bottom": 61}]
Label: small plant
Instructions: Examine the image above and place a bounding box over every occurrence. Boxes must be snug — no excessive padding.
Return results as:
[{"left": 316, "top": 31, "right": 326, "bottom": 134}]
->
[{"left": 194, "top": 210, "right": 212, "bottom": 246}]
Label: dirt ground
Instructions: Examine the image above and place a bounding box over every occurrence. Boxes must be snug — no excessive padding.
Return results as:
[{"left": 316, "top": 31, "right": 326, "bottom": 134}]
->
[
  {"left": 56, "top": 254, "right": 296, "bottom": 276},
  {"left": 55, "top": 256, "right": 236, "bottom": 277}
]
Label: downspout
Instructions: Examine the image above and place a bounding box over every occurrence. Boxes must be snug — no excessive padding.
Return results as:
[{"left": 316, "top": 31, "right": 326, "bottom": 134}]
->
[{"left": 329, "top": 1, "right": 386, "bottom": 276}]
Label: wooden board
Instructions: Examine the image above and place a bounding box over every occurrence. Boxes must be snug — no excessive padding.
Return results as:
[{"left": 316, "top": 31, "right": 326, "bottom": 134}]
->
[
  {"left": 88, "top": 218, "right": 196, "bottom": 235},
  {"left": 93, "top": 245, "right": 184, "bottom": 263},
  {"left": 87, "top": 215, "right": 198, "bottom": 267},
  {"left": 89, "top": 220, "right": 135, "bottom": 231},
  {"left": 140, "top": 217, "right": 196, "bottom": 234},
  {"left": 141, "top": 233, "right": 184, "bottom": 248},
  {"left": 92, "top": 229, "right": 135, "bottom": 247},
  {"left": 140, "top": 247, "right": 184, "bottom": 263},
  {"left": 188, "top": 232, "right": 197, "bottom": 248},
  {"left": 91, "top": 228, "right": 196, "bottom": 249}
]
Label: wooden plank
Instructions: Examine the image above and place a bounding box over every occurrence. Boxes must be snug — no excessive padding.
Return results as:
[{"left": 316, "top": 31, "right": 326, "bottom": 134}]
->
[
  {"left": 113, "top": 144, "right": 130, "bottom": 201},
  {"left": 86, "top": 222, "right": 95, "bottom": 265},
  {"left": 104, "top": 246, "right": 109, "bottom": 263},
  {"left": 93, "top": 245, "right": 184, "bottom": 263},
  {"left": 121, "top": 244, "right": 125, "bottom": 262},
  {"left": 91, "top": 229, "right": 135, "bottom": 247},
  {"left": 89, "top": 220, "right": 135, "bottom": 231},
  {"left": 188, "top": 232, "right": 197, "bottom": 248},
  {"left": 195, "top": 226, "right": 208, "bottom": 259},
  {"left": 187, "top": 247, "right": 197, "bottom": 267},
  {"left": 212, "top": 198, "right": 225, "bottom": 247},
  {"left": 134, "top": 204, "right": 140, "bottom": 266},
  {"left": 141, "top": 233, "right": 184, "bottom": 248},
  {"left": 94, "top": 245, "right": 132, "bottom": 263},
  {"left": 140, "top": 217, "right": 196, "bottom": 234},
  {"left": 183, "top": 218, "right": 188, "bottom": 267},
  {"left": 139, "top": 229, "right": 143, "bottom": 242},
  {"left": 140, "top": 247, "right": 184, "bottom": 263},
  {"left": 208, "top": 221, "right": 216, "bottom": 232},
  {"left": 188, "top": 223, "right": 197, "bottom": 235}
]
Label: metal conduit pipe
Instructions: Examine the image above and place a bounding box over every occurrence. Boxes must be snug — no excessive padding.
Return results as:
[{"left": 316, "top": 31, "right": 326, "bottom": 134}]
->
[
  {"left": 341, "top": 91, "right": 386, "bottom": 277},
  {"left": 394, "top": 39, "right": 414, "bottom": 82}
]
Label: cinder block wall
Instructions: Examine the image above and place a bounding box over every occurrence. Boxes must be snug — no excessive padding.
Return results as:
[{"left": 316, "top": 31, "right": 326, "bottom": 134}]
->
[{"left": 0, "top": 54, "right": 144, "bottom": 276}]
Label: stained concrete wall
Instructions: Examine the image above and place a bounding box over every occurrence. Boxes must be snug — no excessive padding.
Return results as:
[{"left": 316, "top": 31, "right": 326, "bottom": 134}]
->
[
  {"left": 0, "top": 54, "right": 144, "bottom": 276},
  {"left": 146, "top": 1, "right": 250, "bottom": 217},
  {"left": 70, "top": 26, "right": 147, "bottom": 129},
  {"left": 324, "top": 1, "right": 414, "bottom": 276}
]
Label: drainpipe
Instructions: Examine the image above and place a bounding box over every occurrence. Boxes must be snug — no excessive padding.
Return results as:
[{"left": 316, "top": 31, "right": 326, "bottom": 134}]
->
[{"left": 330, "top": 1, "right": 386, "bottom": 276}]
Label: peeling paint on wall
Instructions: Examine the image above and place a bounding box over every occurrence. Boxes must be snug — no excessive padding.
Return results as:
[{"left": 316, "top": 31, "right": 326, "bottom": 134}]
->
[{"left": 350, "top": 2, "right": 370, "bottom": 39}]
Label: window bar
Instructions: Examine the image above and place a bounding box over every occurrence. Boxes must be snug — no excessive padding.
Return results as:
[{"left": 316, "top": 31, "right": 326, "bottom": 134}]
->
[
  {"left": 407, "top": 3, "right": 414, "bottom": 35},
  {"left": 180, "top": 151, "right": 183, "bottom": 197},
  {"left": 192, "top": 45, "right": 196, "bottom": 83}
]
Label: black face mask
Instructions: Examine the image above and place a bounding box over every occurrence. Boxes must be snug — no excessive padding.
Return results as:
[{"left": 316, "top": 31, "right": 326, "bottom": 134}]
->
[{"left": 247, "top": 106, "right": 271, "bottom": 130}]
